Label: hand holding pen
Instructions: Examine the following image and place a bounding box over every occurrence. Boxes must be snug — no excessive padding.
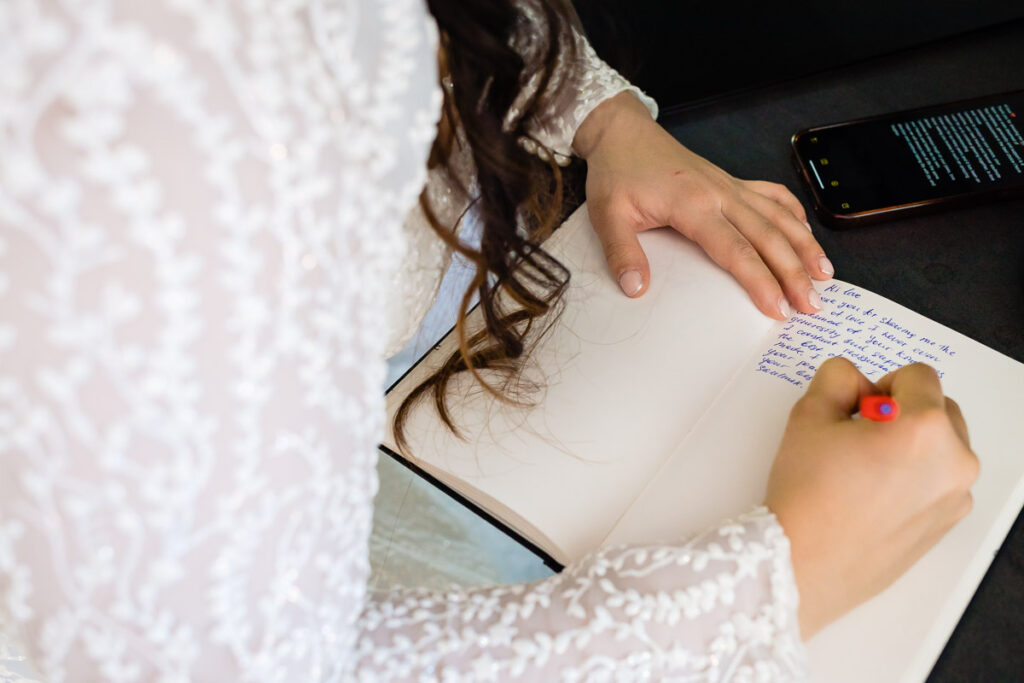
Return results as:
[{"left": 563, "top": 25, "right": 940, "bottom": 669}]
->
[{"left": 764, "top": 358, "right": 978, "bottom": 639}]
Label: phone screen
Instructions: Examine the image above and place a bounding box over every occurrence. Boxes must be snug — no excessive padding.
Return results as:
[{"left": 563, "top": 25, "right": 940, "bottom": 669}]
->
[{"left": 793, "top": 91, "right": 1024, "bottom": 220}]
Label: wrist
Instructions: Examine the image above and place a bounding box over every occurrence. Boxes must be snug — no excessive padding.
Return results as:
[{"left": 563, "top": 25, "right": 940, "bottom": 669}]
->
[
  {"left": 769, "top": 501, "right": 837, "bottom": 641},
  {"left": 572, "top": 91, "right": 655, "bottom": 159}
]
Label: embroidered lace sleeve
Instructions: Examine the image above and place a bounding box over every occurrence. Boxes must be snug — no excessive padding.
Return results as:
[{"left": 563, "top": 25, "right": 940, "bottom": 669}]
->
[
  {"left": 0, "top": 0, "right": 440, "bottom": 679},
  {"left": 1, "top": 1, "right": 805, "bottom": 681},
  {"left": 509, "top": 7, "right": 659, "bottom": 164},
  {"left": 356, "top": 508, "right": 806, "bottom": 680}
]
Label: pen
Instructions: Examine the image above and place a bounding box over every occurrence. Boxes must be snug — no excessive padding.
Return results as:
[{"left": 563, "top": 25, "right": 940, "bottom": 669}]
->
[{"left": 859, "top": 395, "right": 899, "bottom": 421}]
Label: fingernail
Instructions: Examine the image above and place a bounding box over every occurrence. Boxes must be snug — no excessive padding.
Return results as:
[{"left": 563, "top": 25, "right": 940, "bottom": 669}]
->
[
  {"left": 804, "top": 221, "right": 813, "bottom": 232},
  {"left": 619, "top": 270, "right": 643, "bottom": 296},
  {"left": 778, "top": 297, "right": 793, "bottom": 319},
  {"left": 808, "top": 288, "right": 823, "bottom": 310},
  {"left": 818, "top": 255, "right": 834, "bottom": 276}
]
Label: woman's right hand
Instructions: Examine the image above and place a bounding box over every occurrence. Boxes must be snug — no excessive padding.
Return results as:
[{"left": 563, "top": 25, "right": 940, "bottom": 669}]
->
[{"left": 764, "top": 357, "right": 979, "bottom": 639}]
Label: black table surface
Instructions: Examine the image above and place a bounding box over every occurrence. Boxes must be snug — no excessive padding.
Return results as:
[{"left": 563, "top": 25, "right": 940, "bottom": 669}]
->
[{"left": 655, "top": 20, "right": 1024, "bottom": 682}]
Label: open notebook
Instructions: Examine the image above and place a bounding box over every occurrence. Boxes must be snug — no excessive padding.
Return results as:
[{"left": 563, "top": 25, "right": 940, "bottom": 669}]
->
[{"left": 381, "top": 206, "right": 1024, "bottom": 683}]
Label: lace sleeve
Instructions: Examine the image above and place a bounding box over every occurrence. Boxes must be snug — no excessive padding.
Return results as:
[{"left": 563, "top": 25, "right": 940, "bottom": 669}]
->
[
  {"left": 0, "top": 0, "right": 440, "bottom": 679},
  {"left": 357, "top": 508, "right": 806, "bottom": 680},
  {"left": 509, "top": 8, "right": 659, "bottom": 164}
]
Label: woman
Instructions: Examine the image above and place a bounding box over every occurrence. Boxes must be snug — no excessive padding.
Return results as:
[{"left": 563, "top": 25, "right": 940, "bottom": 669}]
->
[{"left": 0, "top": 0, "right": 976, "bottom": 680}]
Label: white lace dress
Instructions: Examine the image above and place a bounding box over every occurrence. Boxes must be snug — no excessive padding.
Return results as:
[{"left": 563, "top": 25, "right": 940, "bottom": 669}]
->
[{"left": 0, "top": 1, "right": 805, "bottom": 680}]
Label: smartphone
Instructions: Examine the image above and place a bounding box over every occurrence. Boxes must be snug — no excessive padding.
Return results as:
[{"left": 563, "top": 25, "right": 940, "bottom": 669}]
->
[{"left": 792, "top": 90, "right": 1024, "bottom": 227}]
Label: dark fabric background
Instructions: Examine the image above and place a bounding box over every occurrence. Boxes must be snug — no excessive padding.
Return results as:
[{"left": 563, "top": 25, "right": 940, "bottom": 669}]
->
[{"left": 574, "top": 0, "right": 1024, "bottom": 114}]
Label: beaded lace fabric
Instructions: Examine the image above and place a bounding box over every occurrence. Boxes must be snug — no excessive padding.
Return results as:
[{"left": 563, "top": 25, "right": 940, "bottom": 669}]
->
[{"left": 0, "top": 1, "right": 805, "bottom": 680}]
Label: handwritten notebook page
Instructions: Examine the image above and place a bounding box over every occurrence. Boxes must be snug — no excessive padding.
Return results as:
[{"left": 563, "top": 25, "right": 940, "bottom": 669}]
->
[
  {"left": 604, "top": 283, "right": 1024, "bottom": 683},
  {"left": 384, "top": 207, "right": 777, "bottom": 563}
]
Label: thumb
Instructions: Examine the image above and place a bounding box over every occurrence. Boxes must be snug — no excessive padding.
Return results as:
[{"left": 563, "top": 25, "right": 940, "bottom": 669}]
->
[
  {"left": 587, "top": 201, "right": 651, "bottom": 298},
  {"left": 801, "top": 356, "right": 877, "bottom": 422}
]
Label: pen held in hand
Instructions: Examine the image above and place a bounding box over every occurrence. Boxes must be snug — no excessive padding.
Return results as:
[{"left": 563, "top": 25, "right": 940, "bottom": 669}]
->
[{"left": 859, "top": 395, "right": 900, "bottom": 421}]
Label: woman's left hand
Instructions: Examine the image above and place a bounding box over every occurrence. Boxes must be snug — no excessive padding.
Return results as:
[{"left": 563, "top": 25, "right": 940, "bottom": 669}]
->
[{"left": 573, "top": 92, "right": 834, "bottom": 320}]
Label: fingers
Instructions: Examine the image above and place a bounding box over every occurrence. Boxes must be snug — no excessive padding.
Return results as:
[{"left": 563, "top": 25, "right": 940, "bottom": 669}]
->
[
  {"left": 744, "top": 180, "right": 809, "bottom": 225},
  {"left": 875, "top": 363, "right": 945, "bottom": 413},
  {"left": 720, "top": 200, "right": 824, "bottom": 315},
  {"left": 876, "top": 362, "right": 977, "bottom": 472},
  {"left": 943, "top": 396, "right": 978, "bottom": 490},
  {"left": 666, "top": 181, "right": 832, "bottom": 318},
  {"left": 944, "top": 396, "right": 970, "bottom": 447},
  {"left": 586, "top": 200, "right": 651, "bottom": 297},
  {"left": 807, "top": 361, "right": 971, "bottom": 450},
  {"left": 743, "top": 190, "right": 834, "bottom": 282},
  {"left": 681, "top": 212, "right": 791, "bottom": 319},
  {"left": 799, "top": 356, "right": 877, "bottom": 422}
]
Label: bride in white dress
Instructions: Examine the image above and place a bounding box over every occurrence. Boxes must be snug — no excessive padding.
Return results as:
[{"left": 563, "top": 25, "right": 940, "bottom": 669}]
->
[{"left": 0, "top": 0, "right": 977, "bottom": 680}]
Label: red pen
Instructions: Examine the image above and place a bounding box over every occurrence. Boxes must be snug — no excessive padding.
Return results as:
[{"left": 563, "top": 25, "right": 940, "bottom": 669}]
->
[{"left": 859, "top": 395, "right": 899, "bottom": 421}]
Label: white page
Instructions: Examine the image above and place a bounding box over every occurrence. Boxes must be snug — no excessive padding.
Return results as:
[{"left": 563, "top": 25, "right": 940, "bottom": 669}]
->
[
  {"left": 605, "top": 282, "right": 1024, "bottom": 683},
  {"left": 384, "top": 206, "right": 776, "bottom": 562}
]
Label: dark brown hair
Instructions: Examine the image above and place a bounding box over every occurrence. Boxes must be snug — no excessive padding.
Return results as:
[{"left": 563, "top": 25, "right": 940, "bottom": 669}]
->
[{"left": 393, "top": 0, "right": 580, "bottom": 450}]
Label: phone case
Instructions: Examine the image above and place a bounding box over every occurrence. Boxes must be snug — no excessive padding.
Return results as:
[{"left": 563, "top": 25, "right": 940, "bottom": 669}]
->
[{"left": 791, "top": 90, "right": 1024, "bottom": 228}]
